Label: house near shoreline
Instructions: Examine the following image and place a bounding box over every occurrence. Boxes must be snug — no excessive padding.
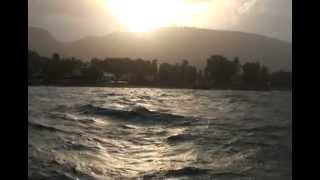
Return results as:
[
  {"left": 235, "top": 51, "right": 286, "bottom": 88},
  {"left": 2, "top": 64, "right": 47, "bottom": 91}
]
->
[{"left": 102, "top": 72, "right": 116, "bottom": 81}]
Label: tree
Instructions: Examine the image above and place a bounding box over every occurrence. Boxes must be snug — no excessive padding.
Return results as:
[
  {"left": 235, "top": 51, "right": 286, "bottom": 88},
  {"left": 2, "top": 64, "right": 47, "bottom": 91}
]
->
[
  {"left": 52, "top": 53, "right": 60, "bottom": 61},
  {"left": 28, "top": 49, "right": 284, "bottom": 90},
  {"left": 151, "top": 59, "right": 158, "bottom": 75},
  {"left": 270, "top": 70, "right": 291, "bottom": 89},
  {"left": 158, "top": 63, "right": 172, "bottom": 83},
  {"left": 241, "top": 62, "right": 271, "bottom": 90},
  {"left": 260, "top": 65, "right": 270, "bottom": 83},
  {"left": 205, "top": 55, "right": 239, "bottom": 87},
  {"left": 82, "top": 64, "right": 103, "bottom": 81},
  {"left": 232, "top": 57, "right": 241, "bottom": 75},
  {"left": 242, "top": 62, "right": 261, "bottom": 88}
]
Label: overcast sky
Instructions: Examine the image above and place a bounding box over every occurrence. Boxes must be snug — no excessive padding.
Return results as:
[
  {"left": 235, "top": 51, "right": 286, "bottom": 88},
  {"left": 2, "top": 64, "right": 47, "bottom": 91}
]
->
[{"left": 28, "top": 0, "right": 292, "bottom": 42}]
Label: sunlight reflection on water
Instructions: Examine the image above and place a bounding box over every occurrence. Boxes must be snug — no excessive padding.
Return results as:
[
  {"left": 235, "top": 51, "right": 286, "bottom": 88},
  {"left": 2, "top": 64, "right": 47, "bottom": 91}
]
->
[{"left": 28, "top": 87, "right": 291, "bottom": 179}]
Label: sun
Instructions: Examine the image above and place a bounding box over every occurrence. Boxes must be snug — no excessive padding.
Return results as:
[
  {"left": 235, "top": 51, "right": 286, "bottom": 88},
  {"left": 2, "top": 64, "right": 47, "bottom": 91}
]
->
[{"left": 106, "top": 0, "right": 209, "bottom": 32}]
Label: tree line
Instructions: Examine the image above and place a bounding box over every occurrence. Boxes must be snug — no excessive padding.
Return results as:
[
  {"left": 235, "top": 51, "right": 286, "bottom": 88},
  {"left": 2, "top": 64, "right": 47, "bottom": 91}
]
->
[{"left": 28, "top": 50, "right": 291, "bottom": 90}]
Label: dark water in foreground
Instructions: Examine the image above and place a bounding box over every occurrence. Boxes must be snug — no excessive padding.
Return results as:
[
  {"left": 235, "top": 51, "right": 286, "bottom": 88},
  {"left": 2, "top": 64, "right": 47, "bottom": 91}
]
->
[{"left": 28, "top": 87, "right": 292, "bottom": 180}]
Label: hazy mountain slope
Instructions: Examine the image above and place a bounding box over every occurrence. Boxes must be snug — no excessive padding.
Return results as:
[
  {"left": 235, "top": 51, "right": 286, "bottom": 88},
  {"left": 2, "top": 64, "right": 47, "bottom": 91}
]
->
[
  {"left": 28, "top": 27, "right": 292, "bottom": 71},
  {"left": 28, "top": 27, "right": 64, "bottom": 56}
]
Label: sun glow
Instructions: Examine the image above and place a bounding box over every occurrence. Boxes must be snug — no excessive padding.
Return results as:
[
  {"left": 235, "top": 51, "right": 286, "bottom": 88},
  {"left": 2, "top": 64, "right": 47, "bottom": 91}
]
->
[{"left": 106, "top": 0, "right": 209, "bottom": 32}]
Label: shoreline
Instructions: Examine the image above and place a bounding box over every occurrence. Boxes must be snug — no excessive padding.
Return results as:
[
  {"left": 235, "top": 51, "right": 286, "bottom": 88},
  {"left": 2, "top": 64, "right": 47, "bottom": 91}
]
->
[{"left": 28, "top": 83, "right": 291, "bottom": 92}]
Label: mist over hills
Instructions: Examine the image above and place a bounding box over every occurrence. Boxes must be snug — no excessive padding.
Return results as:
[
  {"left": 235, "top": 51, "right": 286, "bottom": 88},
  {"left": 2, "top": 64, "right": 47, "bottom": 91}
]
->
[{"left": 28, "top": 26, "right": 291, "bottom": 71}]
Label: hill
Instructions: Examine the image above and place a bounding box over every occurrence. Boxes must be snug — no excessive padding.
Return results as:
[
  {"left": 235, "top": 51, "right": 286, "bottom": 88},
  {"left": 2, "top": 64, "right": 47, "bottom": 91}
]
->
[{"left": 28, "top": 27, "right": 292, "bottom": 71}]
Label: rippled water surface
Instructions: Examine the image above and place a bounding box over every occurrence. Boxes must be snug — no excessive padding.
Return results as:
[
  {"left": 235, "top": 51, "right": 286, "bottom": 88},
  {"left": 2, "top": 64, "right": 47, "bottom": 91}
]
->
[{"left": 28, "top": 87, "right": 292, "bottom": 180}]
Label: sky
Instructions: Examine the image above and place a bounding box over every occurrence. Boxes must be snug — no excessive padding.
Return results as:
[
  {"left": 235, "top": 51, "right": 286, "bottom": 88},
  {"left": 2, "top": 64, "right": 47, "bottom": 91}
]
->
[{"left": 28, "top": 0, "right": 292, "bottom": 42}]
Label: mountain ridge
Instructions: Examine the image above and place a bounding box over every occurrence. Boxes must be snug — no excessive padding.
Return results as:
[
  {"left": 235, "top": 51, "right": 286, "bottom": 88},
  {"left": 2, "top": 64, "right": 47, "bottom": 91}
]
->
[{"left": 28, "top": 26, "right": 292, "bottom": 71}]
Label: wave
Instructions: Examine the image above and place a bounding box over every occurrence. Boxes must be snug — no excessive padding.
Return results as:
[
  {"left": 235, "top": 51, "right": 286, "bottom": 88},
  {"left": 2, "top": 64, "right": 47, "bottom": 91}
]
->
[
  {"left": 142, "top": 167, "right": 210, "bottom": 179},
  {"left": 75, "top": 104, "right": 195, "bottom": 125},
  {"left": 142, "top": 167, "right": 248, "bottom": 179},
  {"left": 28, "top": 121, "right": 81, "bottom": 135},
  {"left": 29, "top": 172, "right": 76, "bottom": 180},
  {"left": 238, "top": 125, "right": 289, "bottom": 133},
  {"left": 29, "top": 162, "right": 97, "bottom": 180},
  {"left": 167, "top": 134, "right": 194, "bottom": 144},
  {"left": 63, "top": 141, "right": 102, "bottom": 151},
  {"left": 29, "top": 121, "right": 63, "bottom": 132},
  {"left": 48, "top": 112, "right": 96, "bottom": 124}
]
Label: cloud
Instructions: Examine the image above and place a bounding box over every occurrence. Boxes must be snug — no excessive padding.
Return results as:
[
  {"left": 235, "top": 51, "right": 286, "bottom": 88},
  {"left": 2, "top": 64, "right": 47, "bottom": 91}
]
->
[
  {"left": 205, "top": 0, "right": 291, "bottom": 41},
  {"left": 28, "top": 0, "right": 292, "bottom": 42},
  {"left": 236, "top": 0, "right": 292, "bottom": 41},
  {"left": 28, "top": 0, "right": 101, "bottom": 17},
  {"left": 183, "top": 0, "right": 213, "bottom": 3},
  {"left": 28, "top": 0, "right": 124, "bottom": 41},
  {"left": 238, "top": 0, "right": 257, "bottom": 14}
]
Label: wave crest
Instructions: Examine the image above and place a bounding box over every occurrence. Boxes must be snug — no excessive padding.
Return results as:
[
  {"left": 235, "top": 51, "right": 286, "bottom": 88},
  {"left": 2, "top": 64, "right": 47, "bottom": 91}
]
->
[{"left": 74, "top": 104, "right": 194, "bottom": 126}]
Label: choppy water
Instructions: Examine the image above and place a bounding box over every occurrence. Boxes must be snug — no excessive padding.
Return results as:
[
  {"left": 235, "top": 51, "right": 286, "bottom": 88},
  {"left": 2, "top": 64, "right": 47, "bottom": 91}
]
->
[{"left": 28, "top": 87, "right": 292, "bottom": 180}]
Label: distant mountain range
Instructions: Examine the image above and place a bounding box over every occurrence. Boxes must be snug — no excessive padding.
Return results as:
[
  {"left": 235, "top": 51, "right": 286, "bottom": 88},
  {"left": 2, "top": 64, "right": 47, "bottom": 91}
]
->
[{"left": 28, "top": 26, "right": 292, "bottom": 71}]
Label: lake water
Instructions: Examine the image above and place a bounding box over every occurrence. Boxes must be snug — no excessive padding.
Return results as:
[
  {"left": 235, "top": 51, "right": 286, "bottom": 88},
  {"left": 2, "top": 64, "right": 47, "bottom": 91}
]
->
[{"left": 28, "top": 87, "right": 292, "bottom": 180}]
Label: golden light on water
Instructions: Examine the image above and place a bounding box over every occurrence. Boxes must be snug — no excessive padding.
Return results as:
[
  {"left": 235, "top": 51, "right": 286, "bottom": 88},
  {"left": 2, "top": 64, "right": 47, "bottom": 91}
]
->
[{"left": 106, "top": 0, "right": 210, "bottom": 32}]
